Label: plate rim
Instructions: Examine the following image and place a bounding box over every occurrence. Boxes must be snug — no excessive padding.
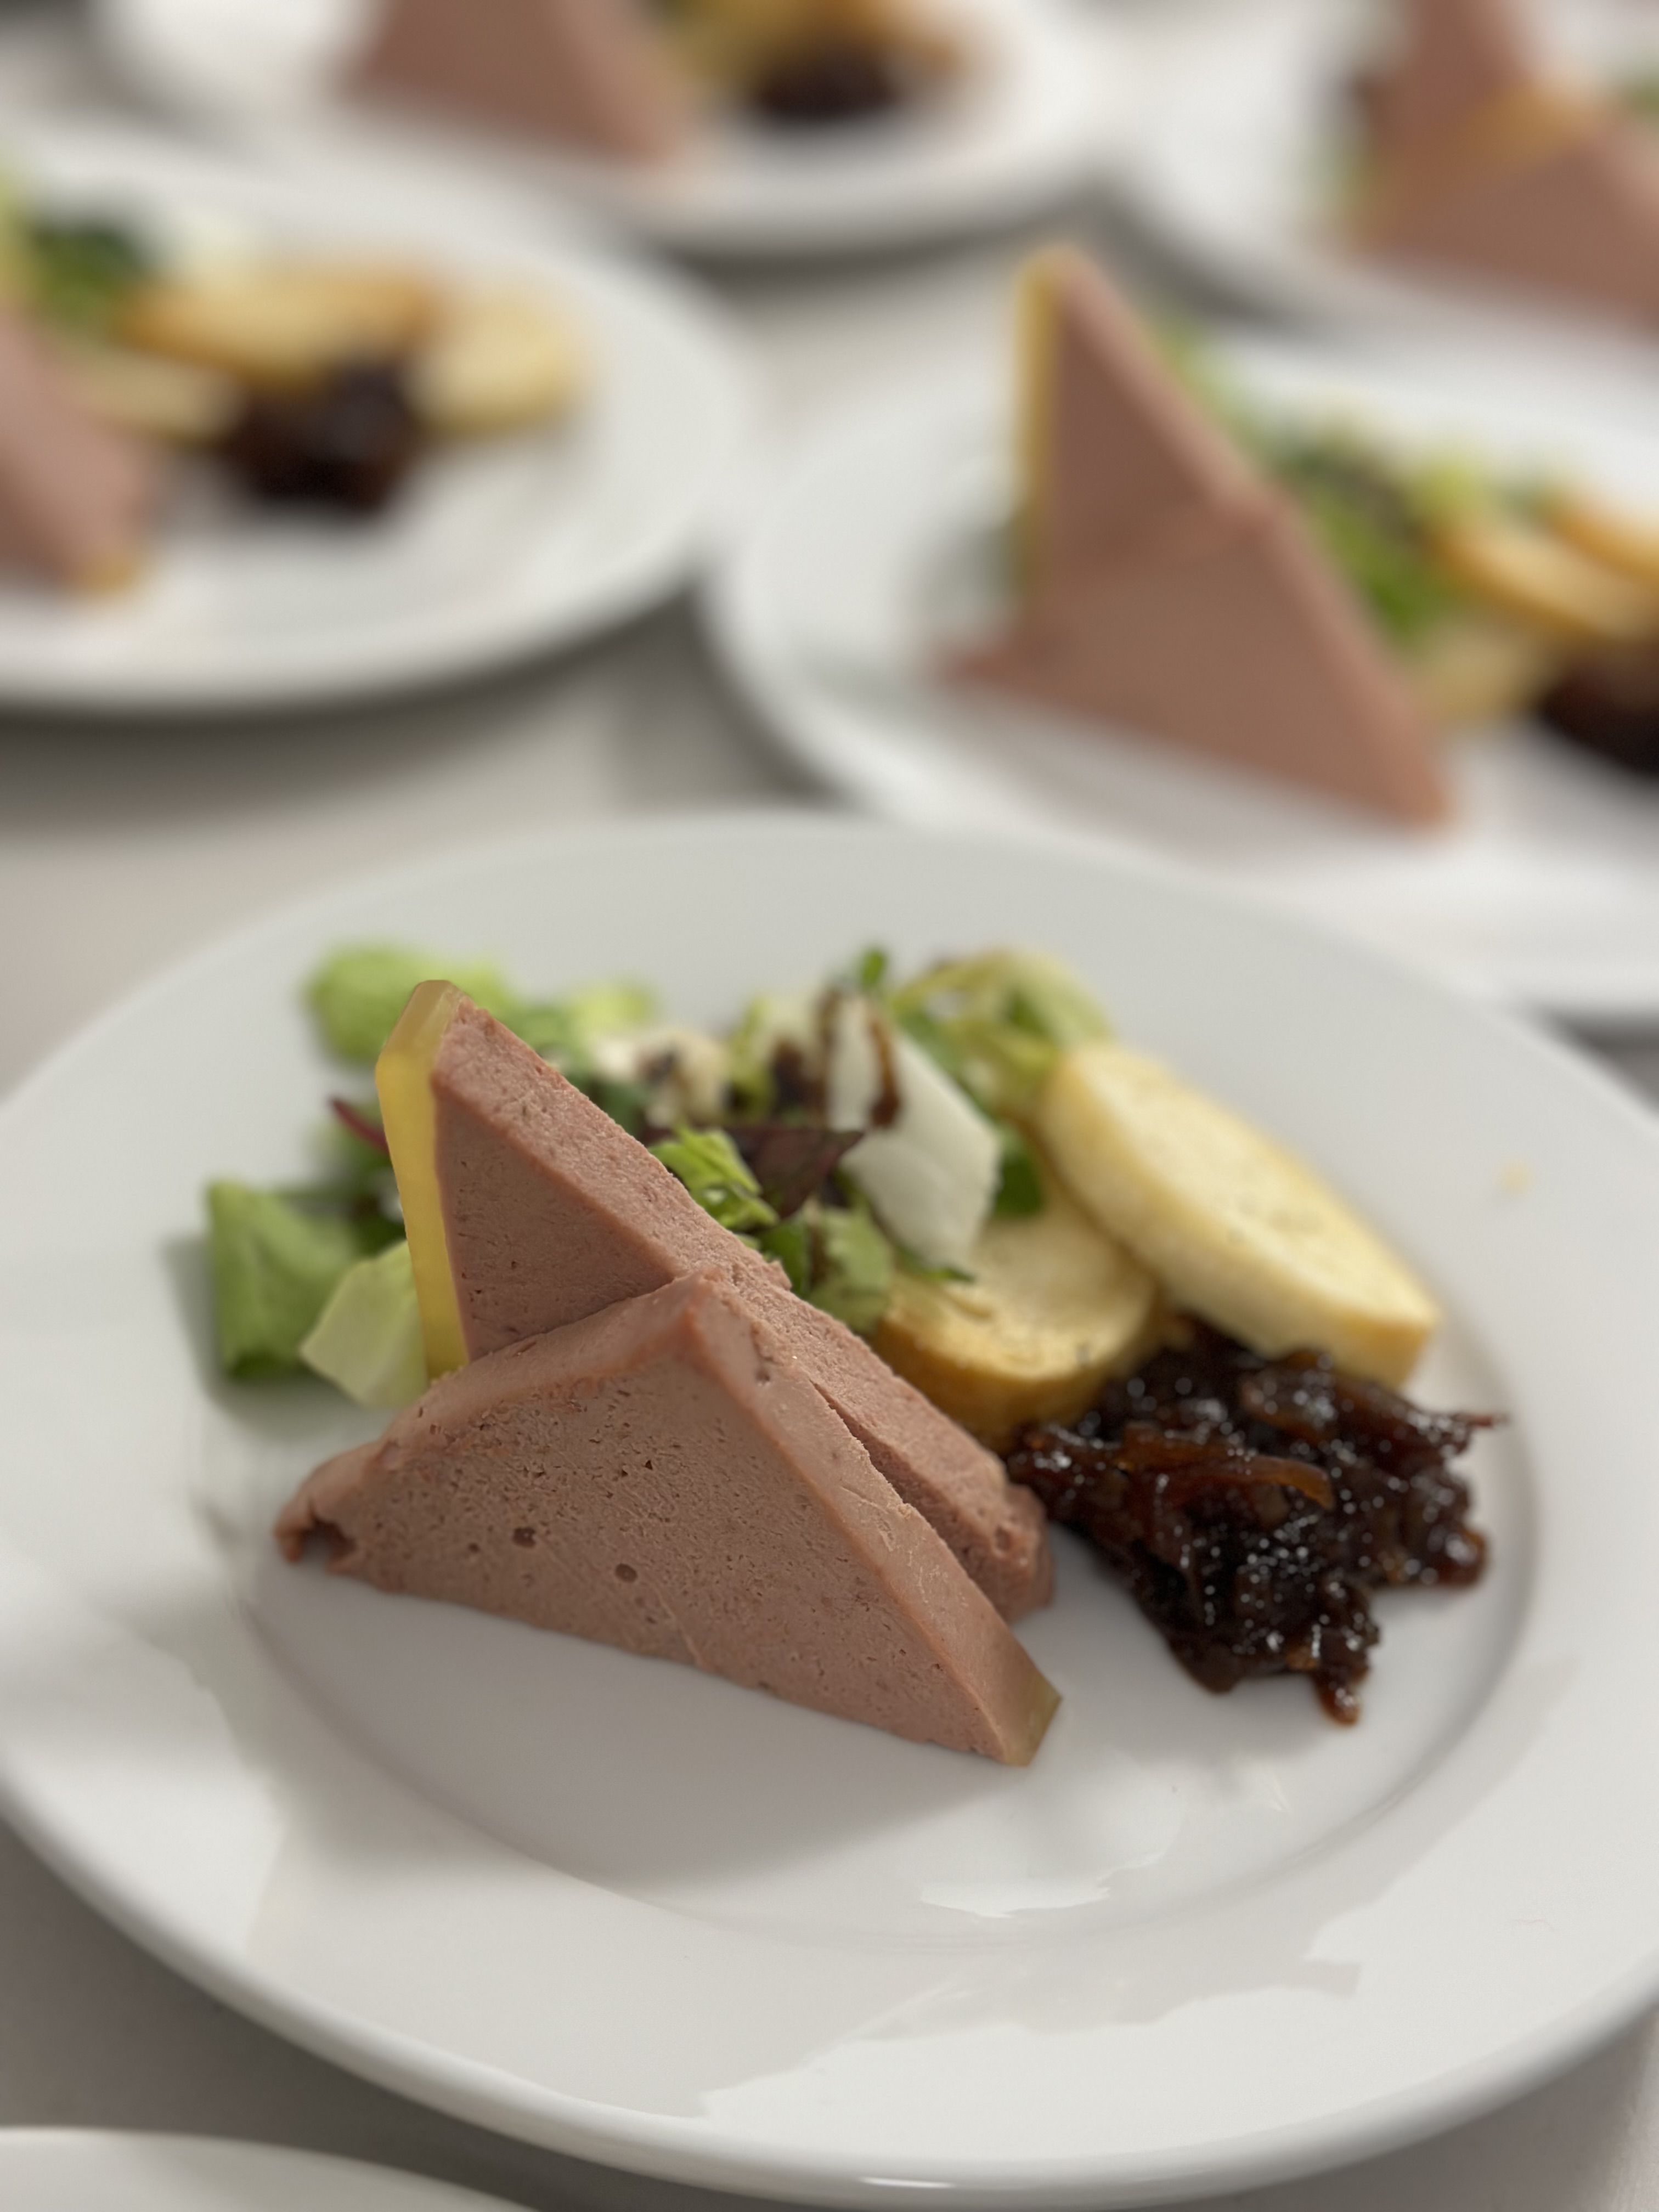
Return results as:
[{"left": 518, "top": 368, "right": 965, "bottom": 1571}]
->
[{"left": 4, "top": 809, "right": 1659, "bottom": 2208}]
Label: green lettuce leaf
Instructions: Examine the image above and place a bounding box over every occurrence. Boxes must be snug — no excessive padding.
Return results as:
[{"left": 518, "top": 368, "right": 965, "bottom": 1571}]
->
[
  {"left": 307, "top": 945, "right": 517, "bottom": 1063},
  {"left": 299, "top": 1240, "right": 426, "bottom": 1409},
  {"left": 514, "top": 980, "right": 659, "bottom": 1065},
  {"left": 25, "top": 212, "right": 154, "bottom": 335},
  {"left": 650, "top": 1124, "right": 778, "bottom": 1237},
  {"left": 808, "top": 1202, "right": 895, "bottom": 1334},
  {"left": 206, "top": 1181, "right": 387, "bottom": 1380},
  {"left": 992, "top": 1120, "right": 1045, "bottom": 1218},
  {"left": 756, "top": 1198, "right": 895, "bottom": 1336},
  {"left": 889, "top": 949, "right": 1110, "bottom": 1118}
]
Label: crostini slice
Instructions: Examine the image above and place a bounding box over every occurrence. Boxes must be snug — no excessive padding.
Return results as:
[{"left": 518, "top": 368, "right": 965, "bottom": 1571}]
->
[{"left": 1037, "top": 1041, "right": 1440, "bottom": 1387}]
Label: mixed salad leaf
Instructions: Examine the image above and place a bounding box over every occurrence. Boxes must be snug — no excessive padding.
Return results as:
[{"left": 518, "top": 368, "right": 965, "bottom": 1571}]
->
[
  {"left": 207, "top": 1180, "right": 396, "bottom": 1381},
  {"left": 0, "top": 186, "right": 155, "bottom": 337},
  {"left": 206, "top": 939, "right": 1111, "bottom": 1407}
]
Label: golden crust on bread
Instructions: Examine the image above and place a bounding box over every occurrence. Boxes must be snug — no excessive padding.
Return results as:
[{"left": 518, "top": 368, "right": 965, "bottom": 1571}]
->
[
  {"left": 53, "top": 336, "right": 238, "bottom": 446},
  {"left": 1435, "top": 512, "right": 1659, "bottom": 648},
  {"left": 1402, "top": 606, "right": 1565, "bottom": 728},
  {"left": 872, "top": 1166, "right": 1161, "bottom": 1451},
  {"left": 1036, "top": 1042, "right": 1440, "bottom": 1387},
  {"left": 412, "top": 286, "right": 586, "bottom": 438},
  {"left": 119, "top": 262, "right": 443, "bottom": 391}
]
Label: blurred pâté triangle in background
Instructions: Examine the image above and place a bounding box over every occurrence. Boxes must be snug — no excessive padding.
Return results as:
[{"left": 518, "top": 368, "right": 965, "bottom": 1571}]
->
[
  {"left": 351, "top": 0, "right": 690, "bottom": 160},
  {"left": 0, "top": 307, "right": 155, "bottom": 588},
  {"left": 1354, "top": 0, "right": 1659, "bottom": 324},
  {"left": 953, "top": 248, "right": 1448, "bottom": 823}
]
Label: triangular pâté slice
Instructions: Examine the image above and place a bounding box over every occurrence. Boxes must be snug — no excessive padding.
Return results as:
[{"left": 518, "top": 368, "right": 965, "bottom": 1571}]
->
[
  {"left": 969, "top": 254, "right": 1451, "bottom": 822},
  {"left": 0, "top": 311, "right": 154, "bottom": 588},
  {"left": 1363, "top": 0, "right": 1538, "bottom": 160},
  {"left": 1364, "top": 118, "right": 1659, "bottom": 325},
  {"left": 960, "top": 252, "right": 1446, "bottom": 823},
  {"left": 375, "top": 985, "right": 1052, "bottom": 1621},
  {"left": 279, "top": 1269, "right": 1058, "bottom": 1764},
  {"left": 1017, "top": 246, "right": 1248, "bottom": 598},
  {"left": 1353, "top": 0, "right": 1659, "bottom": 324},
  {"left": 350, "top": 0, "right": 687, "bottom": 161},
  {"left": 962, "top": 496, "right": 1449, "bottom": 823}
]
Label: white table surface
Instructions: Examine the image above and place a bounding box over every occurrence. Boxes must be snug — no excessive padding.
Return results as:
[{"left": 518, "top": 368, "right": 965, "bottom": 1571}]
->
[{"left": 3, "top": 7, "right": 1658, "bottom": 2209}]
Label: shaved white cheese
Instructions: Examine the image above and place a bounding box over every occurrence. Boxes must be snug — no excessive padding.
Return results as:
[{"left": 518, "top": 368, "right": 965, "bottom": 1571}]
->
[
  {"left": 590, "top": 1024, "right": 730, "bottom": 1125},
  {"left": 825, "top": 993, "right": 884, "bottom": 1129},
  {"left": 826, "top": 997, "right": 1000, "bottom": 1271}
]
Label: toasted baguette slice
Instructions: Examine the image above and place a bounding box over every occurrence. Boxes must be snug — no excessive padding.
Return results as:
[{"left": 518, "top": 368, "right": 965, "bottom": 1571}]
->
[
  {"left": 872, "top": 1167, "right": 1160, "bottom": 1449},
  {"left": 53, "top": 336, "right": 238, "bottom": 446},
  {"left": 1548, "top": 493, "right": 1659, "bottom": 596},
  {"left": 1036, "top": 1042, "right": 1440, "bottom": 1386},
  {"left": 1435, "top": 514, "right": 1659, "bottom": 648},
  {"left": 1403, "top": 606, "right": 1564, "bottom": 729},
  {"left": 119, "top": 262, "right": 443, "bottom": 391},
  {"left": 413, "top": 286, "right": 586, "bottom": 438}
]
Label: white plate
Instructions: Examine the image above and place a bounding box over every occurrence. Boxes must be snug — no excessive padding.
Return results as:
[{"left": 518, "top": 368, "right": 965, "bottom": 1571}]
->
[
  {"left": 0, "top": 2131, "right": 518, "bottom": 2212},
  {"left": 1116, "top": 0, "right": 1659, "bottom": 368},
  {"left": 93, "top": 0, "right": 1120, "bottom": 261},
  {"left": 0, "top": 125, "right": 757, "bottom": 714},
  {"left": 2, "top": 813, "right": 1657, "bottom": 2205},
  {"left": 707, "top": 340, "right": 1659, "bottom": 1024}
]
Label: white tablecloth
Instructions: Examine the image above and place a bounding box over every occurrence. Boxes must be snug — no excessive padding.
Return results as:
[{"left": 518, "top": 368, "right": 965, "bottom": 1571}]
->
[{"left": 3, "top": 7, "right": 1657, "bottom": 2208}]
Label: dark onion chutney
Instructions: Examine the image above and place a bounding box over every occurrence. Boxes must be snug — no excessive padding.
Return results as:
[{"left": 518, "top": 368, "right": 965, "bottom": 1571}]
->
[{"left": 1005, "top": 1322, "right": 1492, "bottom": 1723}]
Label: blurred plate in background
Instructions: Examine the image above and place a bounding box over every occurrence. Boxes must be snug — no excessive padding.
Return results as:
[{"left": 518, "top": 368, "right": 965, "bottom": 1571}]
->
[
  {"left": 93, "top": 0, "right": 1125, "bottom": 259},
  {"left": 707, "top": 335, "right": 1659, "bottom": 1023},
  {"left": 0, "top": 2132, "right": 517, "bottom": 2212},
  {"left": 0, "top": 125, "right": 758, "bottom": 715},
  {"left": 1114, "top": 0, "right": 1659, "bottom": 370}
]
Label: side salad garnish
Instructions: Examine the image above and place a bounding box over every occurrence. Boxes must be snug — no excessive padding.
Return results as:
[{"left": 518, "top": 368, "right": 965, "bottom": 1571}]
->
[{"left": 208, "top": 940, "right": 1108, "bottom": 1408}]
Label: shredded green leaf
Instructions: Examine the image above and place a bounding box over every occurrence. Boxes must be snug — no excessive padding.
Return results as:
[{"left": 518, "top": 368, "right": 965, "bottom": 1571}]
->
[
  {"left": 811, "top": 1202, "right": 895, "bottom": 1333},
  {"left": 25, "top": 212, "right": 153, "bottom": 334},
  {"left": 889, "top": 950, "right": 1110, "bottom": 1116},
  {"left": 850, "top": 946, "right": 890, "bottom": 995},
  {"left": 992, "top": 1121, "right": 1045, "bottom": 1218},
  {"left": 757, "top": 1198, "right": 894, "bottom": 1335},
  {"left": 650, "top": 1124, "right": 778, "bottom": 1237},
  {"left": 755, "top": 1210, "right": 812, "bottom": 1297}
]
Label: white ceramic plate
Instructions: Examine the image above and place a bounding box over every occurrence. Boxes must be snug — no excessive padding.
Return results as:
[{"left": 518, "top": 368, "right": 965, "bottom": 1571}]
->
[
  {"left": 1116, "top": 0, "right": 1659, "bottom": 368},
  {"left": 706, "top": 337, "right": 1659, "bottom": 1024},
  {"left": 93, "top": 0, "right": 1121, "bottom": 261},
  {"left": 0, "top": 125, "right": 757, "bottom": 714},
  {"left": 0, "top": 2131, "right": 518, "bottom": 2212},
  {"left": 2, "top": 813, "right": 1657, "bottom": 2205}
]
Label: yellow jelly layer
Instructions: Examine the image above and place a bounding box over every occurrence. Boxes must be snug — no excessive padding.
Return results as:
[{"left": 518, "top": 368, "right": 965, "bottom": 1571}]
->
[
  {"left": 375, "top": 979, "right": 468, "bottom": 1379},
  {"left": 1014, "top": 249, "right": 1065, "bottom": 601}
]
